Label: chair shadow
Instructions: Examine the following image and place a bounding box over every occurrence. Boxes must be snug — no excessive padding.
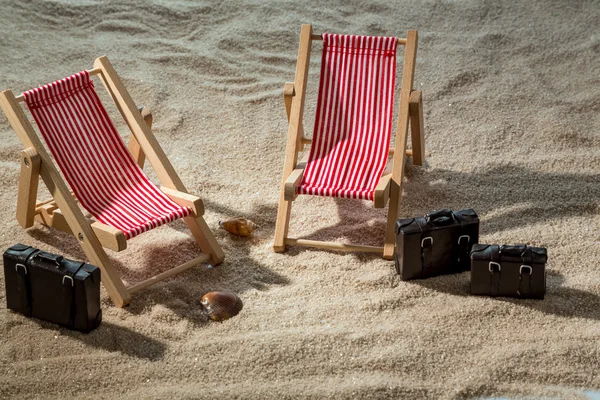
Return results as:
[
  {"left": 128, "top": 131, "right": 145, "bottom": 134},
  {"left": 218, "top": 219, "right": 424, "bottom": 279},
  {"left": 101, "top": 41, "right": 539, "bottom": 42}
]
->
[
  {"left": 122, "top": 199, "right": 290, "bottom": 325},
  {"left": 6, "top": 315, "right": 166, "bottom": 361},
  {"left": 270, "top": 159, "right": 424, "bottom": 261},
  {"left": 26, "top": 203, "right": 290, "bottom": 328},
  {"left": 400, "top": 162, "right": 599, "bottom": 236},
  {"left": 412, "top": 272, "right": 600, "bottom": 321},
  {"left": 283, "top": 196, "right": 388, "bottom": 261},
  {"left": 265, "top": 160, "right": 598, "bottom": 255}
]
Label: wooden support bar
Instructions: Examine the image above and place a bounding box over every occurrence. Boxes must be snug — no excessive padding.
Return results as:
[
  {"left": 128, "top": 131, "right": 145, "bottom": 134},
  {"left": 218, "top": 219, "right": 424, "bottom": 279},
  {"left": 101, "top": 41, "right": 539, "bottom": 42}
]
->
[
  {"left": 14, "top": 68, "right": 103, "bottom": 103},
  {"left": 384, "top": 30, "right": 418, "bottom": 260},
  {"left": 129, "top": 106, "right": 151, "bottom": 168},
  {"left": 95, "top": 56, "right": 185, "bottom": 191},
  {"left": 35, "top": 191, "right": 77, "bottom": 214},
  {"left": 160, "top": 186, "right": 204, "bottom": 217},
  {"left": 387, "top": 149, "right": 412, "bottom": 157},
  {"left": 282, "top": 82, "right": 310, "bottom": 152},
  {"left": 35, "top": 197, "right": 59, "bottom": 210},
  {"left": 285, "top": 238, "right": 384, "bottom": 254},
  {"left": 16, "top": 147, "right": 41, "bottom": 228},
  {"left": 311, "top": 34, "right": 407, "bottom": 45},
  {"left": 127, "top": 253, "right": 211, "bottom": 294},
  {"left": 35, "top": 197, "right": 58, "bottom": 207},
  {"left": 35, "top": 204, "right": 71, "bottom": 232},
  {"left": 273, "top": 24, "right": 313, "bottom": 253},
  {"left": 409, "top": 90, "right": 425, "bottom": 166},
  {"left": 283, "top": 82, "right": 295, "bottom": 118}
]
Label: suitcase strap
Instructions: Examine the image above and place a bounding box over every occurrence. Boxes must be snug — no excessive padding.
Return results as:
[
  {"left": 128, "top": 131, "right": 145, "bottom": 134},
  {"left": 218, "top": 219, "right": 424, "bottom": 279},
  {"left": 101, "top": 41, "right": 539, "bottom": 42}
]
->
[
  {"left": 455, "top": 214, "right": 471, "bottom": 266},
  {"left": 61, "top": 263, "right": 85, "bottom": 328},
  {"left": 517, "top": 248, "right": 533, "bottom": 297},
  {"left": 13, "top": 248, "right": 39, "bottom": 316},
  {"left": 15, "top": 263, "right": 32, "bottom": 316},
  {"left": 489, "top": 245, "right": 501, "bottom": 296},
  {"left": 416, "top": 219, "right": 433, "bottom": 277}
]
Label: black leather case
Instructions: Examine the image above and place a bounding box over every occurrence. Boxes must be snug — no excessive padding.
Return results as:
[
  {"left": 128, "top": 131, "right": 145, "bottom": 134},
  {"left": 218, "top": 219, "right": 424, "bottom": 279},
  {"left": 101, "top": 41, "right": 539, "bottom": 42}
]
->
[
  {"left": 395, "top": 208, "right": 479, "bottom": 280},
  {"left": 3, "top": 244, "right": 102, "bottom": 332},
  {"left": 470, "top": 244, "right": 547, "bottom": 299}
]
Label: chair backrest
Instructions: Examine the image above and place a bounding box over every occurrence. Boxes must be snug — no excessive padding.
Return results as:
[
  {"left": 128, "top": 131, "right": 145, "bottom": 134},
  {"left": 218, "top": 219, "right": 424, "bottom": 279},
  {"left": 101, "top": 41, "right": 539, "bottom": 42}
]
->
[
  {"left": 297, "top": 33, "right": 398, "bottom": 200},
  {"left": 23, "top": 71, "right": 190, "bottom": 239}
]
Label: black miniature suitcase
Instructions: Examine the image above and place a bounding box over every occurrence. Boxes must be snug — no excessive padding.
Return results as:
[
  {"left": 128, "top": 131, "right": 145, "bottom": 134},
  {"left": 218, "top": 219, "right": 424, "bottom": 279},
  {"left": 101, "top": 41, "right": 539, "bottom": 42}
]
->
[
  {"left": 395, "top": 208, "right": 479, "bottom": 280},
  {"left": 3, "top": 244, "right": 102, "bottom": 332},
  {"left": 470, "top": 244, "right": 547, "bottom": 299}
]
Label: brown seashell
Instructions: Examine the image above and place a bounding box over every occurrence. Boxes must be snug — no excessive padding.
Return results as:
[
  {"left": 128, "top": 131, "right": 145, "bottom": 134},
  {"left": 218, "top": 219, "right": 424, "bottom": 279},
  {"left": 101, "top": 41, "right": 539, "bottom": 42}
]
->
[
  {"left": 219, "top": 217, "right": 257, "bottom": 237},
  {"left": 201, "top": 291, "right": 243, "bottom": 322}
]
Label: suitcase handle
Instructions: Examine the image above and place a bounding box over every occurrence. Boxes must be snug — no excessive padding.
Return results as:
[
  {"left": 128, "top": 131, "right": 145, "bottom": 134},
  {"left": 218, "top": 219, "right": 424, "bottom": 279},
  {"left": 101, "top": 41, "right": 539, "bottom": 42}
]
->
[
  {"left": 425, "top": 208, "right": 455, "bottom": 226},
  {"left": 500, "top": 245, "right": 527, "bottom": 257},
  {"left": 35, "top": 251, "right": 64, "bottom": 266}
]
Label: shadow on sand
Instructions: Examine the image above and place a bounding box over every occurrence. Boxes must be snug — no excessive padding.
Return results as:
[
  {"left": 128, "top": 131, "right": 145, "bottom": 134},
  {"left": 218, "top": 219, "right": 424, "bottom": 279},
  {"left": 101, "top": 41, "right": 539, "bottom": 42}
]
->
[
  {"left": 24, "top": 200, "right": 290, "bottom": 341},
  {"left": 412, "top": 271, "right": 600, "bottom": 321}
]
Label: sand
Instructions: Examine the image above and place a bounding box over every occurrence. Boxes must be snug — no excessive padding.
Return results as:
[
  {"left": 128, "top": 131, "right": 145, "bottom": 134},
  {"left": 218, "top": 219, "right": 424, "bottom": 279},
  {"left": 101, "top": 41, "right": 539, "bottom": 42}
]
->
[{"left": 0, "top": 0, "right": 599, "bottom": 399}]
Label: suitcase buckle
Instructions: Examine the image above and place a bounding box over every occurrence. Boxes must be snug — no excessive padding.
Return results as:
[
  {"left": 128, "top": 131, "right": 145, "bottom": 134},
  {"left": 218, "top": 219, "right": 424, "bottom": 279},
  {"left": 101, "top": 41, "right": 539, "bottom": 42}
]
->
[
  {"left": 488, "top": 262, "right": 501, "bottom": 272},
  {"left": 457, "top": 235, "right": 470, "bottom": 245},
  {"left": 62, "top": 276, "right": 74, "bottom": 287},
  {"left": 421, "top": 237, "right": 433, "bottom": 248},
  {"left": 520, "top": 265, "right": 532, "bottom": 275},
  {"left": 15, "top": 263, "right": 27, "bottom": 275}
]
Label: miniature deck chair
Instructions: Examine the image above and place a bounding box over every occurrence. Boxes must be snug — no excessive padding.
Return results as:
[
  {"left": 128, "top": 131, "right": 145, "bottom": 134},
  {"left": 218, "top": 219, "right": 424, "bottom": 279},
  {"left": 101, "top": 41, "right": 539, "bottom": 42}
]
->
[
  {"left": 273, "top": 25, "right": 425, "bottom": 260},
  {"left": 0, "top": 56, "right": 224, "bottom": 307}
]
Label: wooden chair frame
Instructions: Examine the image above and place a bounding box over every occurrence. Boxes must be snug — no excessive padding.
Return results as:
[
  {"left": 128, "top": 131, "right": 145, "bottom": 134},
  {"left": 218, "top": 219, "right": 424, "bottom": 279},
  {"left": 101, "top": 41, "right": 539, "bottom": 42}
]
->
[
  {"left": 0, "top": 56, "right": 224, "bottom": 307},
  {"left": 273, "top": 24, "right": 425, "bottom": 260}
]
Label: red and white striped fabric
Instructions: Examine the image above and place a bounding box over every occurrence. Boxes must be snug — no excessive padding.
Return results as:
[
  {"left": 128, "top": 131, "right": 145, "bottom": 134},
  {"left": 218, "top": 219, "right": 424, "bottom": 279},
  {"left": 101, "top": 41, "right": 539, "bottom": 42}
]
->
[
  {"left": 297, "top": 33, "right": 398, "bottom": 201},
  {"left": 24, "top": 71, "right": 191, "bottom": 240}
]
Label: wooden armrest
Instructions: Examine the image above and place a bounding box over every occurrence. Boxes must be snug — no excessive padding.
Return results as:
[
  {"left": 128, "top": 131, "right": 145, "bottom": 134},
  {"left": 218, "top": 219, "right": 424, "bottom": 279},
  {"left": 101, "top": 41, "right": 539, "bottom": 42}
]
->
[
  {"left": 17, "top": 147, "right": 41, "bottom": 228},
  {"left": 284, "top": 168, "right": 304, "bottom": 201},
  {"left": 374, "top": 173, "right": 392, "bottom": 208},
  {"left": 160, "top": 186, "right": 204, "bottom": 217},
  {"left": 373, "top": 157, "right": 394, "bottom": 208},
  {"left": 283, "top": 152, "right": 310, "bottom": 201},
  {"left": 35, "top": 206, "right": 127, "bottom": 252}
]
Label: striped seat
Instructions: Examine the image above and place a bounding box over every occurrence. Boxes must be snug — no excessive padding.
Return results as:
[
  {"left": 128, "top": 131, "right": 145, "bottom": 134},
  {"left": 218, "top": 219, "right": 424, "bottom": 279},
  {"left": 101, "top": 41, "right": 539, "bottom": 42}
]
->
[
  {"left": 23, "top": 71, "right": 191, "bottom": 240},
  {"left": 296, "top": 33, "right": 398, "bottom": 201}
]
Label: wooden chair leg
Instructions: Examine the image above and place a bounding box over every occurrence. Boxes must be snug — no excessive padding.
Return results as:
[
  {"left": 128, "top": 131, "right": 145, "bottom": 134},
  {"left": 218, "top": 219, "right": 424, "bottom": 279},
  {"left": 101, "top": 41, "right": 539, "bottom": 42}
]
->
[
  {"left": 409, "top": 91, "right": 425, "bottom": 166},
  {"left": 184, "top": 216, "right": 225, "bottom": 265},
  {"left": 273, "top": 189, "right": 293, "bottom": 252},
  {"left": 17, "top": 147, "right": 41, "bottom": 228},
  {"left": 383, "top": 181, "right": 401, "bottom": 260},
  {"left": 84, "top": 246, "right": 132, "bottom": 307}
]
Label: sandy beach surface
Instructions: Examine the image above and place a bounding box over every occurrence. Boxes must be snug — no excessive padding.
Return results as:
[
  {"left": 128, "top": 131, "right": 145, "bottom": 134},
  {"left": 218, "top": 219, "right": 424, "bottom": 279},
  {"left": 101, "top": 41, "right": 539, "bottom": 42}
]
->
[{"left": 0, "top": 0, "right": 599, "bottom": 399}]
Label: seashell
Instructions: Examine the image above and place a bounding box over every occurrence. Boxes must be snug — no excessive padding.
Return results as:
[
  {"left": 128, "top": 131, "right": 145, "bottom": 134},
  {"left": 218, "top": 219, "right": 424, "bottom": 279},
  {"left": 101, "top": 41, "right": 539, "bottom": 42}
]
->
[
  {"left": 219, "top": 217, "right": 257, "bottom": 237},
  {"left": 201, "top": 291, "right": 243, "bottom": 322}
]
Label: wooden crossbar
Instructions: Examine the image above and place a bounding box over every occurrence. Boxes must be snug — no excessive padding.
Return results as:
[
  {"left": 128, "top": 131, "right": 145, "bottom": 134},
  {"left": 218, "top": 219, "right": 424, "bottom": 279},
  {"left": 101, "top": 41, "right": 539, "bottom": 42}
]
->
[
  {"left": 311, "top": 34, "right": 407, "bottom": 45},
  {"left": 127, "top": 253, "right": 211, "bottom": 294},
  {"left": 14, "top": 68, "right": 103, "bottom": 103},
  {"left": 285, "top": 238, "right": 384, "bottom": 254},
  {"left": 298, "top": 137, "right": 412, "bottom": 157}
]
